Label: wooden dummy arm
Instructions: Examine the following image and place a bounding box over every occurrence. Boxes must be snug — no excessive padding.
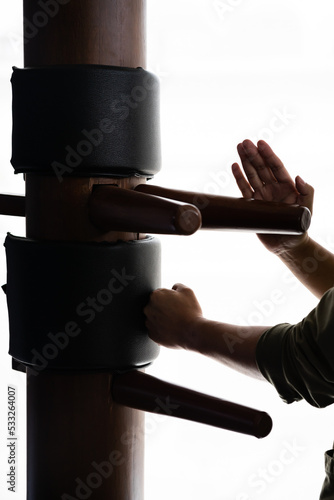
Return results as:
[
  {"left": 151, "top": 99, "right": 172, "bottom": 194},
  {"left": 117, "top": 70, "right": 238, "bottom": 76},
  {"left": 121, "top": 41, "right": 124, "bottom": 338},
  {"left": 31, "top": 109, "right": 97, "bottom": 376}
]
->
[
  {"left": 135, "top": 184, "right": 311, "bottom": 235},
  {"left": 0, "top": 194, "right": 25, "bottom": 216},
  {"left": 89, "top": 185, "right": 202, "bottom": 235},
  {"left": 0, "top": 184, "right": 311, "bottom": 235},
  {"left": 112, "top": 370, "right": 272, "bottom": 439},
  {"left": 0, "top": 189, "right": 202, "bottom": 236}
]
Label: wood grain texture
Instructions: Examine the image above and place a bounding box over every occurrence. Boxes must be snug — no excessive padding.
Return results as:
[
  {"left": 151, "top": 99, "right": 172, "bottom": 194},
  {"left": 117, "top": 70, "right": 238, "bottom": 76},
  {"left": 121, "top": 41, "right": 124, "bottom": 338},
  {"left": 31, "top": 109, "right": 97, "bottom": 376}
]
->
[
  {"left": 24, "top": 0, "right": 146, "bottom": 67},
  {"left": 27, "top": 370, "right": 144, "bottom": 499},
  {"left": 25, "top": 175, "right": 145, "bottom": 241},
  {"left": 23, "top": 1, "right": 147, "bottom": 499}
]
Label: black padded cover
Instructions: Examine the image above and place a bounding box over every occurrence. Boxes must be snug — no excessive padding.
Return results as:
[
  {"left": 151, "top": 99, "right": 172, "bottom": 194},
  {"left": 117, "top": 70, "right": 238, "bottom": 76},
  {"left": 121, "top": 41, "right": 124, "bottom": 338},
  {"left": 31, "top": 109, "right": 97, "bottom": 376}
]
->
[
  {"left": 5, "top": 234, "right": 160, "bottom": 371},
  {"left": 11, "top": 65, "right": 161, "bottom": 179}
]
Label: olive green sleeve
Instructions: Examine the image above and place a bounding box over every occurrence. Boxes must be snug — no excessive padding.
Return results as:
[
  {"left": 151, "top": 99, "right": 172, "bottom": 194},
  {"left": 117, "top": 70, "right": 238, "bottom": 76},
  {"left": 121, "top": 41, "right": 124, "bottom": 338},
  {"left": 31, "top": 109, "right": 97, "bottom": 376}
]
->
[{"left": 256, "top": 287, "right": 334, "bottom": 408}]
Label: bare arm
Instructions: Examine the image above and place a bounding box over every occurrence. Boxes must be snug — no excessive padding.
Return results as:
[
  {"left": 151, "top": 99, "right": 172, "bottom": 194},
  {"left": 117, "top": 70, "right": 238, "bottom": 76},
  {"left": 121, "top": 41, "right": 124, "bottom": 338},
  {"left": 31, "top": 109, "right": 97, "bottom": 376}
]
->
[
  {"left": 275, "top": 235, "right": 334, "bottom": 299},
  {"left": 188, "top": 317, "right": 269, "bottom": 380},
  {"left": 144, "top": 284, "right": 268, "bottom": 380}
]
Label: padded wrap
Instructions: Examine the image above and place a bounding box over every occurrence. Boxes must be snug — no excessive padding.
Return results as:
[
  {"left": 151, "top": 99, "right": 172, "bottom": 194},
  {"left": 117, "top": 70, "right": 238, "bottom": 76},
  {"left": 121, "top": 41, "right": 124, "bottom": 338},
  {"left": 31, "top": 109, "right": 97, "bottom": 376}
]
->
[
  {"left": 5, "top": 234, "right": 160, "bottom": 371},
  {"left": 11, "top": 65, "right": 161, "bottom": 178}
]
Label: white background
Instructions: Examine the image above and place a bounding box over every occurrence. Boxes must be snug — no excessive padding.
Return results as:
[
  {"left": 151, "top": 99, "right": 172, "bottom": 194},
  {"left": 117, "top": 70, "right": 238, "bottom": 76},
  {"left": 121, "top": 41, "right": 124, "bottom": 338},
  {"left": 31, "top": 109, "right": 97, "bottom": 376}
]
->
[{"left": 1, "top": 1, "right": 334, "bottom": 499}]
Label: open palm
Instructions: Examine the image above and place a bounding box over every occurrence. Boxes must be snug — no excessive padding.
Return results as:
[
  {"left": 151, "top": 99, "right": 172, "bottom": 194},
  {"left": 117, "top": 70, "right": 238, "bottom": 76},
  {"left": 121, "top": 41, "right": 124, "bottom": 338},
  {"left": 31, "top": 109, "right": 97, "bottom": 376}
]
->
[{"left": 232, "top": 140, "right": 314, "bottom": 253}]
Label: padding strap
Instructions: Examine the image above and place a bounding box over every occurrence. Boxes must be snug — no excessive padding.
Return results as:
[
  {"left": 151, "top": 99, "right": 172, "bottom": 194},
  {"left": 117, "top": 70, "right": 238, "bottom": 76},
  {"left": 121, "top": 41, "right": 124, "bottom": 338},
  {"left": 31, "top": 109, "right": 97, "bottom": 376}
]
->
[
  {"left": 5, "top": 234, "right": 160, "bottom": 372},
  {"left": 11, "top": 65, "right": 161, "bottom": 180}
]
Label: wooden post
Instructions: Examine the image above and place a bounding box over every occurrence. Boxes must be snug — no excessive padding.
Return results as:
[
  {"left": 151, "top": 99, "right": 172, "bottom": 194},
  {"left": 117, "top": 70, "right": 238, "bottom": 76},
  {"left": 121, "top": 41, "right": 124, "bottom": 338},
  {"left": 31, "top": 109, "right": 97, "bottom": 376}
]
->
[{"left": 23, "top": 1, "right": 147, "bottom": 498}]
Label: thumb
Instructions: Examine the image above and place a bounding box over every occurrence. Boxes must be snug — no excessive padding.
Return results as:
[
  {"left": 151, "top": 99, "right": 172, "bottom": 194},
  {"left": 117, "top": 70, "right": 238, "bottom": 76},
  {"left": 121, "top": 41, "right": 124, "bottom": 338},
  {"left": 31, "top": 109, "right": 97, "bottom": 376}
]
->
[
  {"left": 295, "top": 176, "right": 314, "bottom": 214},
  {"left": 172, "top": 283, "right": 187, "bottom": 292}
]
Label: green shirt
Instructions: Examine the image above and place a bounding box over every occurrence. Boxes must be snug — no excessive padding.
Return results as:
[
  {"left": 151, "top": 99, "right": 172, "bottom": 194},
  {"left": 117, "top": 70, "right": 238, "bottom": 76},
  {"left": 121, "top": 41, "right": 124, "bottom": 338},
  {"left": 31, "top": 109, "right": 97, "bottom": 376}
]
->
[{"left": 256, "top": 287, "right": 334, "bottom": 498}]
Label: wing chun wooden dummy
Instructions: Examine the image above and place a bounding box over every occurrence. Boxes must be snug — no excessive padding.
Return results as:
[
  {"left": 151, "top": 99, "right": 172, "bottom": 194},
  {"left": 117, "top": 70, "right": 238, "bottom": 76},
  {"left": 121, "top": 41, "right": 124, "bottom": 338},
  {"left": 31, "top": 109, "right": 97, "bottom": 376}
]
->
[{"left": 0, "top": 1, "right": 311, "bottom": 499}]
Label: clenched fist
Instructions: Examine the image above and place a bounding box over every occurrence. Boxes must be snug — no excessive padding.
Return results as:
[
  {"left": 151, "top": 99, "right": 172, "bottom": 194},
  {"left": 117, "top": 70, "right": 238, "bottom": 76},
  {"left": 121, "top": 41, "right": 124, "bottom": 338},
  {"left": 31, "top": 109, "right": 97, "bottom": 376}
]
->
[{"left": 144, "top": 283, "right": 203, "bottom": 349}]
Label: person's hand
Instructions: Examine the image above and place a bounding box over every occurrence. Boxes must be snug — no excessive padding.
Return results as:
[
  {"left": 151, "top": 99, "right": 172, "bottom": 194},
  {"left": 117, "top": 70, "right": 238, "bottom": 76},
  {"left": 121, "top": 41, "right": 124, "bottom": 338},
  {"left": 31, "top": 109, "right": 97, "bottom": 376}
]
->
[
  {"left": 232, "top": 139, "right": 314, "bottom": 253},
  {"left": 144, "top": 283, "right": 203, "bottom": 349}
]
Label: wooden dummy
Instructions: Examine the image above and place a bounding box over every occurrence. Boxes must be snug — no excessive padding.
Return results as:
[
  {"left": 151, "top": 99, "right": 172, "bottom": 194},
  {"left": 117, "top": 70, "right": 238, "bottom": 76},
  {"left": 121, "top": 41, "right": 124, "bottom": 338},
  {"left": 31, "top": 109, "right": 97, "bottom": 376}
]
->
[
  {"left": 0, "top": 1, "right": 311, "bottom": 499},
  {"left": 23, "top": 2, "right": 148, "bottom": 498}
]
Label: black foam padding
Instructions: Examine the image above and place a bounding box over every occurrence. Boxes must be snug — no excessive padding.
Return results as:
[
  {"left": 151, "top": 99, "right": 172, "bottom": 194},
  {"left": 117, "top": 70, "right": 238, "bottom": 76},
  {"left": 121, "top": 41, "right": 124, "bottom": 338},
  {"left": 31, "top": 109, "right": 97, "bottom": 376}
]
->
[
  {"left": 5, "top": 234, "right": 160, "bottom": 371},
  {"left": 11, "top": 65, "right": 161, "bottom": 179}
]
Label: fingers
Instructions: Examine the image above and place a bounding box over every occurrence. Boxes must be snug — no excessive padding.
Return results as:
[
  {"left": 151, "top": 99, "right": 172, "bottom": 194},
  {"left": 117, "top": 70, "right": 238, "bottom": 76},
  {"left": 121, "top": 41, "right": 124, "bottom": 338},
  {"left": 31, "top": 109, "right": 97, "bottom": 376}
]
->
[
  {"left": 143, "top": 283, "right": 202, "bottom": 350},
  {"left": 236, "top": 141, "right": 267, "bottom": 190},
  {"left": 257, "top": 140, "right": 294, "bottom": 184},
  {"left": 295, "top": 176, "right": 310, "bottom": 195},
  {"left": 295, "top": 176, "right": 314, "bottom": 213},
  {"left": 239, "top": 140, "right": 279, "bottom": 188},
  {"left": 144, "top": 284, "right": 188, "bottom": 315},
  {"left": 172, "top": 283, "right": 190, "bottom": 292},
  {"left": 144, "top": 287, "right": 166, "bottom": 312},
  {"left": 236, "top": 139, "right": 294, "bottom": 187},
  {"left": 231, "top": 162, "right": 254, "bottom": 198}
]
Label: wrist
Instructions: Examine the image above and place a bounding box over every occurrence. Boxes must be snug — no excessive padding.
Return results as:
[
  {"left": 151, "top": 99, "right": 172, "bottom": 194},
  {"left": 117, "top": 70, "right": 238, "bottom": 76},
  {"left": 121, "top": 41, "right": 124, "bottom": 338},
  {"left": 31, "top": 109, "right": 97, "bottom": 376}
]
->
[
  {"left": 273, "top": 232, "right": 310, "bottom": 258},
  {"left": 181, "top": 315, "right": 206, "bottom": 352}
]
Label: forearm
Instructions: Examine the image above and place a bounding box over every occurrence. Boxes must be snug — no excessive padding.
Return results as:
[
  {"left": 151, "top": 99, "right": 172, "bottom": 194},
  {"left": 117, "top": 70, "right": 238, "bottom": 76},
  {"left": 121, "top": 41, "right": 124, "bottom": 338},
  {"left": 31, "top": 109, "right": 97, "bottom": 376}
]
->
[
  {"left": 185, "top": 317, "right": 269, "bottom": 380},
  {"left": 276, "top": 235, "right": 334, "bottom": 299}
]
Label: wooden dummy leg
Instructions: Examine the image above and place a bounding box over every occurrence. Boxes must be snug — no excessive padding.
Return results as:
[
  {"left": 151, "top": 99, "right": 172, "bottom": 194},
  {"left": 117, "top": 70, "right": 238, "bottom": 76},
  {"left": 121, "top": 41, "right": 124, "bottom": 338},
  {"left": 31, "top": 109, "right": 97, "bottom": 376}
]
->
[{"left": 112, "top": 370, "right": 272, "bottom": 439}]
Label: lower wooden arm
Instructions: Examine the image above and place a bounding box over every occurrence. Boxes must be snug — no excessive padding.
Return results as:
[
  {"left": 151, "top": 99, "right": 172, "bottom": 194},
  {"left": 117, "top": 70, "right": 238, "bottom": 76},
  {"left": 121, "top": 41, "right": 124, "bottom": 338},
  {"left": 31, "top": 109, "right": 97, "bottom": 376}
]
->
[{"left": 112, "top": 370, "right": 272, "bottom": 439}]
